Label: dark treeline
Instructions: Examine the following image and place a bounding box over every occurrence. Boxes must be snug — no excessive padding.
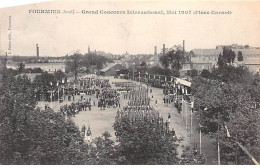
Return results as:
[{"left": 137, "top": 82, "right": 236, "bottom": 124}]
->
[{"left": 191, "top": 48, "right": 260, "bottom": 164}]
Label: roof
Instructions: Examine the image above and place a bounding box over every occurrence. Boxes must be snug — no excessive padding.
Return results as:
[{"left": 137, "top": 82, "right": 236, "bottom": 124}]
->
[
  {"left": 192, "top": 49, "right": 222, "bottom": 56},
  {"left": 244, "top": 58, "right": 260, "bottom": 65},
  {"left": 175, "top": 78, "right": 191, "bottom": 87},
  {"left": 192, "top": 48, "right": 260, "bottom": 57},
  {"left": 191, "top": 57, "right": 217, "bottom": 64},
  {"left": 232, "top": 48, "right": 260, "bottom": 55},
  {"left": 100, "top": 63, "right": 125, "bottom": 72}
]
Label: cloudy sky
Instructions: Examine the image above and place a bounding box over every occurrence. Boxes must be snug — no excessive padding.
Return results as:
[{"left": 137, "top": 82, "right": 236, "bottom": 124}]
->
[{"left": 0, "top": 0, "right": 259, "bottom": 56}]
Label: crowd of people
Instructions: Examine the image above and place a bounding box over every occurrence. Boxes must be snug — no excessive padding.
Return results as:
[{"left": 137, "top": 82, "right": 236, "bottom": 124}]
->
[
  {"left": 114, "top": 83, "right": 176, "bottom": 142},
  {"left": 97, "top": 88, "right": 120, "bottom": 109},
  {"left": 56, "top": 77, "right": 121, "bottom": 117}
]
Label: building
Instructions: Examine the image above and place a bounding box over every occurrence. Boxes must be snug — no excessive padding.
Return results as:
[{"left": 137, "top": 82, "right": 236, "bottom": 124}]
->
[
  {"left": 190, "top": 44, "right": 260, "bottom": 72},
  {"left": 7, "top": 62, "right": 66, "bottom": 73},
  {"left": 99, "top": 63, "right": 126, "bottom": 76},
  {"left": 239, "top": 58, "right": 260, "bottom": 73}
]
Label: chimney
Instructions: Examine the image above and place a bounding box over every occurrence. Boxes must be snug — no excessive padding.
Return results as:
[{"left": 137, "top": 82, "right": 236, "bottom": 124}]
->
[
  {"left": 183, "top": 40, "right": 185, "bottom": 52},
  {"left": 36, "top": 44, "right": 39, "bottom": 58},
  {"left": 163, "top": 44, "right": 165, "bottom": 55},
  {"left": 154, "top": 46, "right": 158, "bottom": 66},
  {"left": 88, "top": 45, "right": 90, "bottom": 54}
]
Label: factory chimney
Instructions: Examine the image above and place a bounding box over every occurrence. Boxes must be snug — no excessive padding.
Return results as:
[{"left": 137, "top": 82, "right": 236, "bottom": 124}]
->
[
  {"left": 163, "top": 44, "right": 165, "bottom": 55},
  {"left": 154, "top": 46, "right": 158, "bottom": 66},
  {"left": 36, "top": 44, "right": 39, "bottom": 58},
  {"left": 88, "top": 45, "right": 90, "bottom": 54},
  {"left": 183, "top": 40, "right": 185, "bottom": 53}
]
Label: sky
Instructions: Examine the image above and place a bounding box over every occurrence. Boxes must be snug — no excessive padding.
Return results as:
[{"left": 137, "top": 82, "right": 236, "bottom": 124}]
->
[{"left": 0, "top": 0, "right": 259, "bottom": 57}]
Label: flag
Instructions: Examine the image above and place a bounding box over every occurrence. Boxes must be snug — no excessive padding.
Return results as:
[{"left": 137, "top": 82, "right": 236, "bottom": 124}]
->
[{"left": 224, "top": 126, "right": 231, "bottom": 137}]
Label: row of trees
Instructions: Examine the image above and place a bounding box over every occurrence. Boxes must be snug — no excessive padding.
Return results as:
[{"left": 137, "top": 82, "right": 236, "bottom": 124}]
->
[
  {"left": 65, "top": 52, "right": 113, "bottom": 81},
  {"left": 159, "top": 45, "right": 186, "bottom": 71},
  {"left": 191, "top": 51, "right": 260, "bottom": 164}
]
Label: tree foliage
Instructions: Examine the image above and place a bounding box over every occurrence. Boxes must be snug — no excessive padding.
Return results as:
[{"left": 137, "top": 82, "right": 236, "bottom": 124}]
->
[
  {"left": 217, "top": 47, "right": 236, "bottom": 67},
  {"left": 16, "top": 62, "right": 25, "bottom": 73},
  {"left": 65, "top": 53, "right": 82, "bottom": 82},
  {"left": 191, "top": 72, "right": 260, "bottom": 164},
  {"left": 0, "top": 74, "right": 91, "bottom": 164},
  {"left": 113, "top": 111, "right": 179, "bottom": 164},
  {"left": 237, "top": 51, "right": 243, "bottom": 61},
  {"left": 159, "top": 45, "right": 185, "bottom": 71},
  {"left": 148, "top": 66, "right": 179, "bottom": 77}
]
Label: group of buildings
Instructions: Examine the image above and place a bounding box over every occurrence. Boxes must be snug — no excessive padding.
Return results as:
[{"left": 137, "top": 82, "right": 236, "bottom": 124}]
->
[
  {"left": 2, "top": 42, "right": 260, "bottom": 78},
  {"left": 144, "top": 42, "right": 260, "bottom": 74}
]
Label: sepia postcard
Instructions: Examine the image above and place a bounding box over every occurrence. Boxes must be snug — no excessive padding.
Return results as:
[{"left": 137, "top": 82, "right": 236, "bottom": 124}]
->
[{"left": 0, "top": 0, "right": 259, "bottom": 166}]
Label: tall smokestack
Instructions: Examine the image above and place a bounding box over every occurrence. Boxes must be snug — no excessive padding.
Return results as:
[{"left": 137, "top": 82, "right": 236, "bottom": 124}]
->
[
  {"left": 154, "top": 46, "right": 157, "bottom": 55},
  {"left": 88, "top": 45, "right": 90, "bottom": 54},
  {"left": 163, "top": 44, "right": 165, "bottom": 55},
  {"left": 36, "top": 44, "right": 39, "bottom": 58},
  {"left": 154, "top": 46, "right": 158, "bottom": 66},
  {"left": 183, "top": 40, "right": 185, "bottom": 52}
]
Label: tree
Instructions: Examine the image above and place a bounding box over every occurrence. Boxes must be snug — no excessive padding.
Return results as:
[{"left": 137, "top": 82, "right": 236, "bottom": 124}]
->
[
  {"left": 113, "top": 110, "right": 179, "bottom": 164},
  {"left": 244, "top": 45, "right": 249, "bottom": 49},
  {"left": 65, "top": 53, "right": 82, "bottom": 82},
  {"left": 90, "top": 131, "right": 120, "bottom": 165},
  {"left": 191, "top": 76, "right": 260, "bottom": 164},
  {"left": 54, "top": 70, "right": 66, "bottom": 82},
  {"left": 200, "top": 69, "right": 212, "bottom": 79},
  {"left": 140, "top": 61, "right": 147, "bottom": 67},
  {"left": 0, "top": 74, "right": 91, "bottom": 164},
  {"left": 237, "top": 51, "right": 243, "bottom": 61},
  {"left": 218, "top": 47, "right": 236, "bottom": 68},
  {"left": 148, "top": 66, "right": 179, "bottom": 77},
  {"left": 187, "top": 69, "right": 198, "bottom": 78},
  {"left": 16, "top": 62, "right": 25, "bottom": 73},
  {"left": 159, "top": 45, "right": 185, "bottom": 71}
]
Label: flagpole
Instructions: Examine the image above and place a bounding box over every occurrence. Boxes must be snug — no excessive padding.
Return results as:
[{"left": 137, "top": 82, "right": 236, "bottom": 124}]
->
[
  {"left": 225, "top": 124, "right": 259, "bottom": 165},
  {"left": 190, "top": 102, "right": 192, "bottom": 140},
  {"left": 57, "top": 81, "right": 60, "bottom": 104},
  {"left": 236, "top": 134, "right": 238, "bottom": 164},
  {"left": 185, "top": 100, "right": 188, "bottom": 130},
  {"left": 218, "top": 111, "right": 220, "bottom": 165},
  {"left": 236, "top": 142, "right": 259, "bottom": 165},
  {"left": 199, "top": 102, "right": 202, "bottom": 154}
]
